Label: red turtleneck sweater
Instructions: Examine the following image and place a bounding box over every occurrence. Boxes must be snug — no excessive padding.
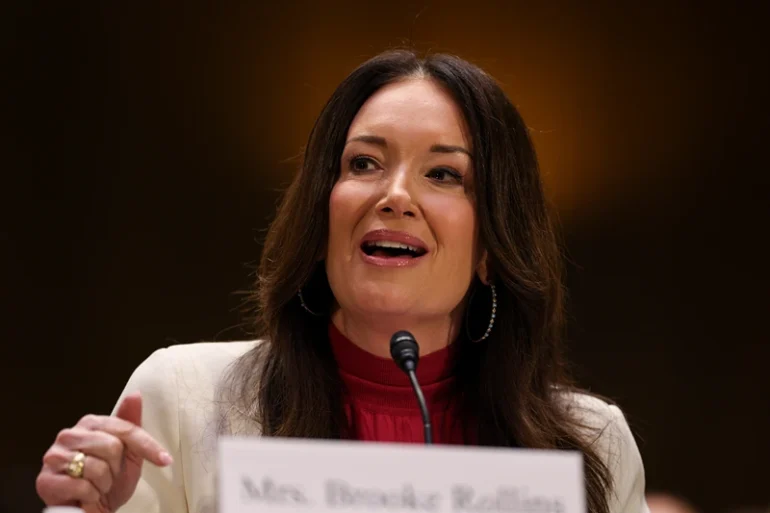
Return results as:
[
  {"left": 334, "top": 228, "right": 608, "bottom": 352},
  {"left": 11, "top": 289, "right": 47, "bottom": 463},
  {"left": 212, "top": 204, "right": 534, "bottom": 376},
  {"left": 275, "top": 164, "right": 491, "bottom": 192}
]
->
[{"left": 328, "top": 322, "right": 473, "bottom": 445}]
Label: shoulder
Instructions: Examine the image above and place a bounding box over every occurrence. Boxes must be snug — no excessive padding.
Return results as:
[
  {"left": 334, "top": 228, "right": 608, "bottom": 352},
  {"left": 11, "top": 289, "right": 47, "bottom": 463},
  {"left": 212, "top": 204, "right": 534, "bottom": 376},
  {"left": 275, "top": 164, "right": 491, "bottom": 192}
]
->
[
  {"left": 557, "top": 392, "right": 650, "bottom": 513},
  {"left": 558, "top": 392, "right": 638, "bottom": 468},
  {"left": 145, "top": 339, "right": 259, "bottom": 374},
  {"left": 113, "top": 340, "right": 262, "bottom": 430},
  {"left": 558, "top": 391, "right": 627, "bottom": 436},
  {"left": 121, "top": 340, "right": 260, "bottom": 393}
]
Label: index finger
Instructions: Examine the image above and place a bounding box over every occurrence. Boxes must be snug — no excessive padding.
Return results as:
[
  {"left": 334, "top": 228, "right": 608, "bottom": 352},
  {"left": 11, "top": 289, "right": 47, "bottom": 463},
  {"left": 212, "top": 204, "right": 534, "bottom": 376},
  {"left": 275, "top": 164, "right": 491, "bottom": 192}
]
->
[{"left": 77, "top": 415, "right": 172, "bottom": 467}]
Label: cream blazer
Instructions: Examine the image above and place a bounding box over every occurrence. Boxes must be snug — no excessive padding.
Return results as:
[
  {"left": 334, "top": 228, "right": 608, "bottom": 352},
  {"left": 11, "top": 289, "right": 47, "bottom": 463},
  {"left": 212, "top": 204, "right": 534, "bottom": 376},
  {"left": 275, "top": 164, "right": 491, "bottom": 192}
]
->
[{"left": 111, "top": 342, "right": 650, "bottom": 513}]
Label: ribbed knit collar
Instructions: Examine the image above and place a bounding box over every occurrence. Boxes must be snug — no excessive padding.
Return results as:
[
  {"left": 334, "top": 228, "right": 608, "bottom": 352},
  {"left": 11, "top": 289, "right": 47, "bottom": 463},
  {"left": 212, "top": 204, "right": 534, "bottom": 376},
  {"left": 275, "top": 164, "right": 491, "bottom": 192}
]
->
[{"left": 328, "top": 322, "right": 457, "bottom": 410}]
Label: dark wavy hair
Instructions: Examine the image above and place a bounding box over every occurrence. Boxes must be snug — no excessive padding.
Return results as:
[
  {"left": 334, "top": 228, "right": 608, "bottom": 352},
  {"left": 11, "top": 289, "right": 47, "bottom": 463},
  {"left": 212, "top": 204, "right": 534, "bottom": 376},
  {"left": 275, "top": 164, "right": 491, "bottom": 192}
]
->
[{"left": 230, "top": 50, "right": 612, "bottom": 513}]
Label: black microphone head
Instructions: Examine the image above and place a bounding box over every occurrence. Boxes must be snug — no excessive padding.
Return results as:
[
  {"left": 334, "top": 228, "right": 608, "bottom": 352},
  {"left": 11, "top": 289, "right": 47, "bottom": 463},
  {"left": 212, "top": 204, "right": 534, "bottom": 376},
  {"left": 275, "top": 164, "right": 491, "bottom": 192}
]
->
[{"left": 390, "top": 330, "right": 420, "bottom": 373}]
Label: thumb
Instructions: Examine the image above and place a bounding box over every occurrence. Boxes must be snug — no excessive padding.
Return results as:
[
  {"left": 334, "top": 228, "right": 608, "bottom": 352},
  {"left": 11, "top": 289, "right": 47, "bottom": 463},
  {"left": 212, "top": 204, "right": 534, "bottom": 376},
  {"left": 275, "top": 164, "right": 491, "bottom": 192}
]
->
[{"left": 115, "top": 391, "right": 142, "bottom": 426}]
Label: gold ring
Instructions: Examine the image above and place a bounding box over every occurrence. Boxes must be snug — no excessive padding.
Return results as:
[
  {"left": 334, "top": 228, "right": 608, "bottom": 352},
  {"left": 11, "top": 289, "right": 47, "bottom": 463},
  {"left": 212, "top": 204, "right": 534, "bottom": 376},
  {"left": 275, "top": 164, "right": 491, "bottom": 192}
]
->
[{"left": 66, "top": 451, "right": 86, "bottom": 479}]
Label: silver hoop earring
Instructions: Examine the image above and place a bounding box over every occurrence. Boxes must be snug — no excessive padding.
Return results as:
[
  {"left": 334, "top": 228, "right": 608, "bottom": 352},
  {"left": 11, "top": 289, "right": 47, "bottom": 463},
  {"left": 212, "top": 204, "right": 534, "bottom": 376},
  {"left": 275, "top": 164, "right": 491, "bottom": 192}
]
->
[
  {"left": 466, "top": 283, "right": 496, "bottom": 342},
  {"left": 298, "top": 287, "right": 322, "bottom": 317}
]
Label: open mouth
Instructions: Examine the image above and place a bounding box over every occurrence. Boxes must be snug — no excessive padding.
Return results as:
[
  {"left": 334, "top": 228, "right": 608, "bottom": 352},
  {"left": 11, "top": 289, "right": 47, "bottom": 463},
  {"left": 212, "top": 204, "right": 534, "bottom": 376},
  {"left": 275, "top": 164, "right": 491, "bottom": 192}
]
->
[{"left": 361, "top": 241, "right": 428, "bottom": 259}]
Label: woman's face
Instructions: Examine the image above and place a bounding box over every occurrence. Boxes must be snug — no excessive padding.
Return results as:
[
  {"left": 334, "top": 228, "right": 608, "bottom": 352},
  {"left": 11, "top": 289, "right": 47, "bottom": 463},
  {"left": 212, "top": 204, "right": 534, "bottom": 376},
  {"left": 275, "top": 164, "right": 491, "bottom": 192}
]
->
[{"left": 326, "top": 78, "right": 485, "bottom": 325}]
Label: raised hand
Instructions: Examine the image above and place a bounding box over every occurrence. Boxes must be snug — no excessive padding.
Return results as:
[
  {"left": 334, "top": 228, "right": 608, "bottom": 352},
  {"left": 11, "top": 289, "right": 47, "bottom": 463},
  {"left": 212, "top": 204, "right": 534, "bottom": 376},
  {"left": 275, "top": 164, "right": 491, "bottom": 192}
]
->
[{"left": 36, "top": 392, "right": 172, "bottom": 513}]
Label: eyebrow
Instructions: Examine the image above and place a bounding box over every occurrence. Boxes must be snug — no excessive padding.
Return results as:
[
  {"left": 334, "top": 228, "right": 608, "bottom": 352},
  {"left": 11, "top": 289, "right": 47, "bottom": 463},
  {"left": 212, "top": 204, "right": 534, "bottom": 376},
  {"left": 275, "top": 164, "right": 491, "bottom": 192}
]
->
[{"left": 346, "top": 135, "right": 472, "bottom": 159}]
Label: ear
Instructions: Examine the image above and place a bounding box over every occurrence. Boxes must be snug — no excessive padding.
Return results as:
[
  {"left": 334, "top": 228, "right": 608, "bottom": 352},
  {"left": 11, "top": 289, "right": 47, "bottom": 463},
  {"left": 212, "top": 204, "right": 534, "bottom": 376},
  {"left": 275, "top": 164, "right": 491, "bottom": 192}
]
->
[{"left": 476, "top": 249, "right": 490, "bottom": 285}]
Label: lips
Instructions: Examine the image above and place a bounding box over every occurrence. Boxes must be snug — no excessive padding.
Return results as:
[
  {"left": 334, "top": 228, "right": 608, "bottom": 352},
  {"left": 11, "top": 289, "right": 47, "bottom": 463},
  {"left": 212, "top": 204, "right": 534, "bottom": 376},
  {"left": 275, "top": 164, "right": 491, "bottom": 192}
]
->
[
  {"left": 359, "top": 230, "right": 429, "bottom": 267},
  {"left": 362, "top": 240, "right": 427, "bottom": 257}
]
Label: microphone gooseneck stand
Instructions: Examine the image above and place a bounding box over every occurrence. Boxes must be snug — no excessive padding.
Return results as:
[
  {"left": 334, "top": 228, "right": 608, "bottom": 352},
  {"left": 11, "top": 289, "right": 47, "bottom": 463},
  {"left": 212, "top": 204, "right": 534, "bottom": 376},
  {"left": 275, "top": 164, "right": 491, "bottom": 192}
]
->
[{"left": 389, "top": 330, "right": 433, "bottom": 445}]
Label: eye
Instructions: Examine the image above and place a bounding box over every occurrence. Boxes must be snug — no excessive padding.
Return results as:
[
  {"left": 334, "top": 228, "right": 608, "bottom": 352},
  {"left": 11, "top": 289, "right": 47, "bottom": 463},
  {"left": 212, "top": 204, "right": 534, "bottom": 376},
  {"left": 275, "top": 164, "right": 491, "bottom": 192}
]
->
[
  {"left": 349, "top": 156, "right": 379, "bottom": 173},
  {"left": 426, "top": 167, "right": 463, "bottom": 184}
]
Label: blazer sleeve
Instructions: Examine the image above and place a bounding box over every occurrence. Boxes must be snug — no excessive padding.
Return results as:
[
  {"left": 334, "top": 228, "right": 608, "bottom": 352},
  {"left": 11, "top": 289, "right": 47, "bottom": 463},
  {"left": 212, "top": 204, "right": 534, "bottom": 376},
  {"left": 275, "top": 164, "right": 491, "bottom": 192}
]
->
[
  {"left": 603, "top": 404, "right": 650, "bottom": 513},
  {"left": 112, "top": 348, "right": 188, "bottom": 513}
]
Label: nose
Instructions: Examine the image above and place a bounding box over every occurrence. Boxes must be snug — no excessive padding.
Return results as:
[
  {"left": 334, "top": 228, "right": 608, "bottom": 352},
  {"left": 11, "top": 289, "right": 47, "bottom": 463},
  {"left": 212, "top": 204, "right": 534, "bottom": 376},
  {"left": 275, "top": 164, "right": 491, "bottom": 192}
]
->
[{"left": 377, "top": 167, "right": 417, "bottom": 218}]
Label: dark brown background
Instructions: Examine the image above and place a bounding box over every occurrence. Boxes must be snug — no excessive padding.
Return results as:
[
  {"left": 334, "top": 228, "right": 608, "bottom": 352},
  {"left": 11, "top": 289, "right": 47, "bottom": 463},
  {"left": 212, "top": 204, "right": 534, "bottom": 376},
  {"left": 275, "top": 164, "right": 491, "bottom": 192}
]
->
[{"left": 4, "top": 2, "right": 768, "bottom": 512}]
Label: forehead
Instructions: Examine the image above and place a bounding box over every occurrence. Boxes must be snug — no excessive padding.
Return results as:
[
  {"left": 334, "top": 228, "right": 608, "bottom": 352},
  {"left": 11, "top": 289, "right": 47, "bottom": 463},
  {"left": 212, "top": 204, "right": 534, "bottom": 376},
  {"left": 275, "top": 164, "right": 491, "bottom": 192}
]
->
[{"left": 347, "top": 78, "right": 470, "bottom": 147}]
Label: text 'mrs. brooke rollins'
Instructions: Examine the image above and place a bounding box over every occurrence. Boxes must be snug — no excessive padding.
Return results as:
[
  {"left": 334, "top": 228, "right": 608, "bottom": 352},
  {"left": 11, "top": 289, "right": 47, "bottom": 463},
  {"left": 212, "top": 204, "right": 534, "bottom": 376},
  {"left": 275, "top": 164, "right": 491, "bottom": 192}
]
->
[{"left": 240, "top": 476, "right": 566, "bottom": 513}]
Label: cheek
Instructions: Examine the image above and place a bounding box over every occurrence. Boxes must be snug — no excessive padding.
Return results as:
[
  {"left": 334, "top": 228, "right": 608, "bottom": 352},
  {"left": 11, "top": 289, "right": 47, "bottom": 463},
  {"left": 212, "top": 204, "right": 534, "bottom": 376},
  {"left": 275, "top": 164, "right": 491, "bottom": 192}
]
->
[
  {"left": 433, "top": 193, "right": 476, "bottom": 231},
  {"left": 328, "top": 185, "right": 345, "bottom": 229},
  {"left": 424, "top": 194, "right": 478, "bottom": 263},
  {"left": 327, "top": 182, "right": 370, "bottom": 255}
]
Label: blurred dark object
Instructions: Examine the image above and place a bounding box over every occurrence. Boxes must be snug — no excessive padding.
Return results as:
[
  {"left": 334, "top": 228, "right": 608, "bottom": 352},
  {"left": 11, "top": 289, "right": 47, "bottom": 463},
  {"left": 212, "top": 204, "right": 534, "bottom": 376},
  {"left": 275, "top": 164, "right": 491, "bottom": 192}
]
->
[{"left": 647, "top": 492, "right": 700, "bottom": 513}]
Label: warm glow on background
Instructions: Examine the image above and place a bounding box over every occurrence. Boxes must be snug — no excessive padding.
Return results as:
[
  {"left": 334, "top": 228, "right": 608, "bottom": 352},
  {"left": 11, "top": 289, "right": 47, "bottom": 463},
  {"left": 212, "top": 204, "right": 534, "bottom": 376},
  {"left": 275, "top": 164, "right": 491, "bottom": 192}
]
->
[{"left": 211, "top": 3, "right": 707, "bottom": 219}]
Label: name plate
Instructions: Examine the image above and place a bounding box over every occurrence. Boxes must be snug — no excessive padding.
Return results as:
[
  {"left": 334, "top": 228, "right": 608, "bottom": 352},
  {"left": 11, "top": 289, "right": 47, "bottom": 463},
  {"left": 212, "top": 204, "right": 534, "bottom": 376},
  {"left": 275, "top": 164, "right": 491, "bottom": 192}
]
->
[{"left": 219, "top": 437, "right": 585, "bottom": 513}]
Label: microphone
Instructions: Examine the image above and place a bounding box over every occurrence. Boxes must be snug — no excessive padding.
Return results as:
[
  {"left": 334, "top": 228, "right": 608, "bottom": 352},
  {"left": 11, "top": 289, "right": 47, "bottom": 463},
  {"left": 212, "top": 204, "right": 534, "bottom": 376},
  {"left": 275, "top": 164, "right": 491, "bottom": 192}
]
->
[{"left": 390, "top": 330, "right": 433, "bottom": 444}]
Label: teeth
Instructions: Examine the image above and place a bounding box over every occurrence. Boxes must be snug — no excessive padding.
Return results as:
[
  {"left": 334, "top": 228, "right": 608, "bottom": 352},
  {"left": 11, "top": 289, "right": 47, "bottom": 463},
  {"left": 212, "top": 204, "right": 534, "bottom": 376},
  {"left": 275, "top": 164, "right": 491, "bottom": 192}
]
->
[{"left": 365, "top": 240, "right": 421, "bottom": 252}]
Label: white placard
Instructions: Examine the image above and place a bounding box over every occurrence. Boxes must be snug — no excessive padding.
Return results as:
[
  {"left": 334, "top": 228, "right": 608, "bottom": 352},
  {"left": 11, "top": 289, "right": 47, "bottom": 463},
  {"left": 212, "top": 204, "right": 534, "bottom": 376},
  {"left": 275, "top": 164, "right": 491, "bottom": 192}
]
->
[{"left": 219, "top": 437, "right": 585, "bottom": 513}]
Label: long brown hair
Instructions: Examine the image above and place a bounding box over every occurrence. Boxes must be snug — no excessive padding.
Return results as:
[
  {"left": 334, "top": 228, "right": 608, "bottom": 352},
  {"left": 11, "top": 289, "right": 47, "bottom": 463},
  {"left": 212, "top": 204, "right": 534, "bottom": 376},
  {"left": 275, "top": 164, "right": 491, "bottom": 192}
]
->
[{"left": 230, "top": 50, "right": 612, "bottom": 513}]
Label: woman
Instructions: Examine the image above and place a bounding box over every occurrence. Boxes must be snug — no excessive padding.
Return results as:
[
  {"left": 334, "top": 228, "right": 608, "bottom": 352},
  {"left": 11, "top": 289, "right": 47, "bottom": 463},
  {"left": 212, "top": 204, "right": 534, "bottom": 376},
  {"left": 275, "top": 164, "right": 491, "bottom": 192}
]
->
[{"left": 36, "top": 50, "right": 648, "bottom": 513}]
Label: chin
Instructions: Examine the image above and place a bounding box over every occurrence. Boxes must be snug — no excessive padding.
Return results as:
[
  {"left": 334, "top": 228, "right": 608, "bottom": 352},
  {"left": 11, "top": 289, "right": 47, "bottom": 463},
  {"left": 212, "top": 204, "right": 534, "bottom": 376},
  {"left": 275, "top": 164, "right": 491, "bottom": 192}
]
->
[{"left": 354, "top": 288, "right": 416, "bottom": 317}]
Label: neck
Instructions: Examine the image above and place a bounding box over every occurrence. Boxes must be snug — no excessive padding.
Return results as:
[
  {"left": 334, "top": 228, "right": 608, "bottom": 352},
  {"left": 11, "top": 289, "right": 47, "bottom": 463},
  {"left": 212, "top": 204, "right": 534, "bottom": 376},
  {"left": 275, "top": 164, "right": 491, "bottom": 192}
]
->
[{"left": 330, "top": 308, "right": 462, "bottom": 358}]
